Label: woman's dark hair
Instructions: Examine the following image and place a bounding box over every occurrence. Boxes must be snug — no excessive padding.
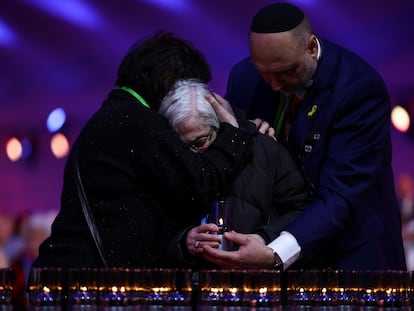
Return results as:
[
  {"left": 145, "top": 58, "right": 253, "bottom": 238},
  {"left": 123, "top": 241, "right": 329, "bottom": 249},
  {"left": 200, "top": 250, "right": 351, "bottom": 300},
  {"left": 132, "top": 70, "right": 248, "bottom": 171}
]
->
[{"left": 116, "top": 31, "right": 212, "bottom": 111}]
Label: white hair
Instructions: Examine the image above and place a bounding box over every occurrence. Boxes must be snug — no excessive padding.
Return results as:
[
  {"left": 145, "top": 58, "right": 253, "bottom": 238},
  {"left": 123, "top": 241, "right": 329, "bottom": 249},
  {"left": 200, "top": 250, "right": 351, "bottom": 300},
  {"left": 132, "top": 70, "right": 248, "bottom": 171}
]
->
[{"left": 159, "top": 79, "right": 220, "bottom": 131}]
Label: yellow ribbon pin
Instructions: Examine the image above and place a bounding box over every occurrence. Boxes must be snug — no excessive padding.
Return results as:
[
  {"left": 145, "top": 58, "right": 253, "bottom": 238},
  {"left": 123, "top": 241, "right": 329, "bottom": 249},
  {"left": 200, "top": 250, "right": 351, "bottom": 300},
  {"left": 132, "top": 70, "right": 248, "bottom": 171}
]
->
[{"left": 308, "top": 105, "right": 318, "bottom": 117}]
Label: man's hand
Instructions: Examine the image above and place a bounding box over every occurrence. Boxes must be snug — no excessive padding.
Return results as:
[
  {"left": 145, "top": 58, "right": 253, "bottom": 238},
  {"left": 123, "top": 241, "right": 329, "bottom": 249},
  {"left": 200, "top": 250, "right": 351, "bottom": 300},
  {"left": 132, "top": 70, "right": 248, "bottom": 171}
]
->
[
  {"left": 206, "top": 93, "right": 238, "bottom": 128},
  {"left": 200, "top": 232, "right": 275, "bottom": 269},
  {"left": 251, "top": 118, "right": 276, "bottom": 140}
]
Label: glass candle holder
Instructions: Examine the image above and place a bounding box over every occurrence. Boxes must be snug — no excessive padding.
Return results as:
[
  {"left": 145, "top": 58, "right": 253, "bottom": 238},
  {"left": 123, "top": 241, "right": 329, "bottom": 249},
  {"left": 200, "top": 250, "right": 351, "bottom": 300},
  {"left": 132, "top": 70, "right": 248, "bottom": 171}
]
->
[
  {"left": 198, "top": 269, "right": 226, "bottom": 307},
  {"left": 286, "top": 270, "right": 317, "bottom": 306},
  {"left": 165, "top": 269, "right": 193, "bottom": 308},
  {"left": 0, "top": 268, "right": 14, "bottom": 308},
  {"left": 220, "top": 270, "right": 243, "bottom": 307},
  {"left": 97, "top": 268, "right": 128, "bottom": 307},
  {"left": 141, "top": 268, "right": 175, "bottom": 307},
  {"left": 357, "top": 270, "right": 410, "bottom": 308},
  {"left": 123, "top": 268, "right": 144, "bottom": 306},
  {"left": 27, "top": 267, "right": 65, "bottom": 307},
  {"left": 242, "top": 269, "right": 281, "bottom": 308},
  {"left": 310, "top": 269, "right": 337, "bottom": 306},
  {"left": 67, "top": 267, "right": 99, "bottom": 310},
  {"left": 332, "top": 270, "right": 359, "bottom": 306},
  {"left": 207, "top": 200, "right": 236, "bottom": 251}
]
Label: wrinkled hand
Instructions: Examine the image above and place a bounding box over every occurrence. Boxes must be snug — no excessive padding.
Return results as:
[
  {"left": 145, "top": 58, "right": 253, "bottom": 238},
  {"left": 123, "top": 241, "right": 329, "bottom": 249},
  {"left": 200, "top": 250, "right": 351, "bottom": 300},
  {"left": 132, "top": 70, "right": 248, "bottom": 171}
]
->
[
  {"left": 200, "top": 232, "right": 275, "bottom": 269},
  {"left": 186, "top": 223, "right": 221, "bottom": 256},
  {"left": 206, "top": 92, "right": 238, "bottom": 128},
  {"left": 251, "top": 118, "right": 276, "bottom": 140}
]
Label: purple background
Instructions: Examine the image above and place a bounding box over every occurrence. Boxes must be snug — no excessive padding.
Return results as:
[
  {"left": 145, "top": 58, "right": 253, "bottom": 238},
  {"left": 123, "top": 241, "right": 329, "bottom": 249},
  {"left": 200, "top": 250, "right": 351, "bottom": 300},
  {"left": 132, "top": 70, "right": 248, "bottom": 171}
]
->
[{"left": 1, "top": 0, "right": 413, "bottom": 214}]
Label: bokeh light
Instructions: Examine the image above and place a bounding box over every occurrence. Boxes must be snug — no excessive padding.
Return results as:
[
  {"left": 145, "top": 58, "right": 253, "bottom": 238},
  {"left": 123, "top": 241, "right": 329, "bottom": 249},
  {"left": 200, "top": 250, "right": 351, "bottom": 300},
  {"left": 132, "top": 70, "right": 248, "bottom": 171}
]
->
[
  {"left": 391, "top": 105, "right": 411, "bottom": 133},
  {"left": 6, "top": 137, "right": 22, "bottom": 162},
  {"left": 20, "top": 138, "right": 33, "bottom": 159},
  {"left": 46, "top": 108, "right": 66, "bottom": 133},
  {"left": 50, "top": 133, "right": 70, "bottom": 158}
]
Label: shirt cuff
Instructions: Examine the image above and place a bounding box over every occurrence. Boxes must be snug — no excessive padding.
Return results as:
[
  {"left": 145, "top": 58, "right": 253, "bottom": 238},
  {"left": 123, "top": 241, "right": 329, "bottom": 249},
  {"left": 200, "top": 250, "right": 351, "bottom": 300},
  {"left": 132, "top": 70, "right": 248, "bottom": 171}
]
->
[{"left": 267, "top": 231, "right": 301, "bottom": 270}]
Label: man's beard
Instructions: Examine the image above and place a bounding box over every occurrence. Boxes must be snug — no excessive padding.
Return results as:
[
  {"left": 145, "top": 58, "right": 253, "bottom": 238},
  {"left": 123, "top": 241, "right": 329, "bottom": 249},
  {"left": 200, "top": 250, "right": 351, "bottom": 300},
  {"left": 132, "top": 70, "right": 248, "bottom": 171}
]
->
[{"left": 300, "top": 59, "right": 318, "bottom": 90}]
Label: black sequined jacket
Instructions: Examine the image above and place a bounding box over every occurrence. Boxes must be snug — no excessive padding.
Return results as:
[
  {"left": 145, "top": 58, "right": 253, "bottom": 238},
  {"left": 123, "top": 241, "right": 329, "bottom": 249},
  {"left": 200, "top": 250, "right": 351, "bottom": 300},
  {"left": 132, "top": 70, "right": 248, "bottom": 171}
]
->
[{"left": 31, "top": 89, "right": 253, "bottom": 269}]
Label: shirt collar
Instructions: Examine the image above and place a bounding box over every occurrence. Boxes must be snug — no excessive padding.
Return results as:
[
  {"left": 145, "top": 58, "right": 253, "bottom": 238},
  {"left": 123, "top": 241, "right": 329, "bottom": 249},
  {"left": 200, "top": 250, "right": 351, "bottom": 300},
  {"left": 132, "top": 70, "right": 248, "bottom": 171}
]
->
[
  {"left": 301, "top": 36, "right": 322, "bottom": 91},
  {"left": 316, "top": 36, "right": 322, "bottom": 60}
]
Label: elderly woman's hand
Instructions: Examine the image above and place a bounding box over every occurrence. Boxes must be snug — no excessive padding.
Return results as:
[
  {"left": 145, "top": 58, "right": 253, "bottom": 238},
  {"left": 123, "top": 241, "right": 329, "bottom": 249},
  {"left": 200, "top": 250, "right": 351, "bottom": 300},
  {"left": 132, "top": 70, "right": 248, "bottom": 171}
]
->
[{"left": 186, "top": 223, "right": 222, "bottom": 256}]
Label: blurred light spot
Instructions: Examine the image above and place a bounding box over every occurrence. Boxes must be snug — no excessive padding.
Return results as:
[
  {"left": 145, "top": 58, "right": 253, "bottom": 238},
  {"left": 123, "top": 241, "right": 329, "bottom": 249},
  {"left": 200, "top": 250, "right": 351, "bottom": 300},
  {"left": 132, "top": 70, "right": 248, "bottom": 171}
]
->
[
  {"left": 0, "top": 19, "right": 17, "bottom": 46},
  {"left": 20, "top": 138, "right": 33, "bottom": 159},
  {"left": 47, "top": 108, "right": 66, "bottom": 133},
  {"left": 50, "top": 133, "right": 70, "bottom": 158},
  {"left": 391, "top": 105, "right": 410, "bottom": 133},
  {"left": 6, "top": 137, "right": 22, "bottom": 162},
  {"left": 23, "top": 0, "right": 102, "bottom": 29}
]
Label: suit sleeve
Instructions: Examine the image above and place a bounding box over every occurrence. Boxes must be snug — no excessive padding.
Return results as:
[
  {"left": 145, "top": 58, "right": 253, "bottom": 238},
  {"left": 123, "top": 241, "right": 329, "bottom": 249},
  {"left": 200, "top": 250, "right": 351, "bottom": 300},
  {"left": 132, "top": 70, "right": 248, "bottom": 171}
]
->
[{"left": 285, "top": 76, "right": 394, "bottom": 258}]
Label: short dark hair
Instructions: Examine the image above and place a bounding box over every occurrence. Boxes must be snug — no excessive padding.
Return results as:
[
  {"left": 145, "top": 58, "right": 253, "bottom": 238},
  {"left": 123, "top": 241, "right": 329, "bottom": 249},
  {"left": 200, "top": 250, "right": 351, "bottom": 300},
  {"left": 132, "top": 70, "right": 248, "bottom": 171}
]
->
[{"left": 116, "top": 31, "right": 211, "bottom": 111}]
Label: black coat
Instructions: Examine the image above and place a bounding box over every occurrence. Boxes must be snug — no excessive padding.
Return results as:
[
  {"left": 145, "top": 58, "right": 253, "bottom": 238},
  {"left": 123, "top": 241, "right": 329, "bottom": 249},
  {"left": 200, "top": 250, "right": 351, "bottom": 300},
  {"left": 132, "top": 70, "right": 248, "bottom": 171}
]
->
[
  {"left": 32, "top": 89, "right": 253, "bottom": 268},
  {"left": 169, "top": 129, "right": 313, "bottom": 267},
  {"left": 227, "top": 133, "right": 312, "bottom": 242}
]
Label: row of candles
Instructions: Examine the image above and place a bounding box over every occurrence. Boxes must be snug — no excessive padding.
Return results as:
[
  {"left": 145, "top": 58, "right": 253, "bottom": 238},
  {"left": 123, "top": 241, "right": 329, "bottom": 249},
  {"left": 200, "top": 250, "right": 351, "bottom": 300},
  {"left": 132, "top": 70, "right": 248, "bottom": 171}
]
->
[{"left": 0, "top": 268, "right": 412, "bottom": 309}]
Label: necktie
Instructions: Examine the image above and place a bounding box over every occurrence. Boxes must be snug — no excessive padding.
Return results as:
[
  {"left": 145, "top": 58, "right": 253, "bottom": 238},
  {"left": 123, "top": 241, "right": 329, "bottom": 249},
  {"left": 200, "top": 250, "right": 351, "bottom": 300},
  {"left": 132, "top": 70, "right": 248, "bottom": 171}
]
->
[
  {"left": 273, "top": 94, "right": 288, "bottom": 140},
  {"left": 275, "top": 94, "right": 302, "bottom": 143}
]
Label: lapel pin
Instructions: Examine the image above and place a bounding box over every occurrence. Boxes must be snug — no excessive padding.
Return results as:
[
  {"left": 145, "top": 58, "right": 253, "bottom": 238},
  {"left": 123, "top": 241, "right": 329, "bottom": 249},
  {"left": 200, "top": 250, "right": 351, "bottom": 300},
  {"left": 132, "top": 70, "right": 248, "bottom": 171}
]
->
[{"left": 307, "top": 105, "right": 318, "bottom": 117}]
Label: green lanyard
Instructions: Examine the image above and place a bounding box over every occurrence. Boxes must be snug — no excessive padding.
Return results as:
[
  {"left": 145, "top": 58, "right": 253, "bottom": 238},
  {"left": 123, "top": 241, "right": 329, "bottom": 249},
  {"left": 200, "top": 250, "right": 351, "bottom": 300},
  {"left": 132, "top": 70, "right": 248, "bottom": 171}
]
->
[
  {"left": 117, "top": 86, "right": 150, "bottom": 108},
  {"left": 273, "top": 94, "right": 287, "bottom": 136}
]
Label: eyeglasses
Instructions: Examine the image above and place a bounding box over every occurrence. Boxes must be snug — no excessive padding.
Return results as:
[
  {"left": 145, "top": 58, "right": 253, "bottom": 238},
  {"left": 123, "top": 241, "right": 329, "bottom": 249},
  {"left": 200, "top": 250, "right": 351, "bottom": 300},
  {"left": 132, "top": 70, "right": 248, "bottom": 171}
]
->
[{"left": 189, "top": 126, "right": 216, "bottom": 151}]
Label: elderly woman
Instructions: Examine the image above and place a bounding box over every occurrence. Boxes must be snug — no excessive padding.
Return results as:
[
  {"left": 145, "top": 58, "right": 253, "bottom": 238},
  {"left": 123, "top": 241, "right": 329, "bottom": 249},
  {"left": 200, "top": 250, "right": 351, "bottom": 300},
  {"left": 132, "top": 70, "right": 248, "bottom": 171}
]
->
[{"left": 159, "top": 79, "right": 313, "bottom": 268}]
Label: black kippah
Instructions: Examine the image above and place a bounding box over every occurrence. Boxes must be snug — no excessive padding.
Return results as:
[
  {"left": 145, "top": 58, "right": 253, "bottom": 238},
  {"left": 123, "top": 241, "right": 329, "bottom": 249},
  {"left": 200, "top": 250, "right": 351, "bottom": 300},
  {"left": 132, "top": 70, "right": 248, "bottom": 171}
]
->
[{"left": 250, "top": 2, "right": 304, "bottom": 33}]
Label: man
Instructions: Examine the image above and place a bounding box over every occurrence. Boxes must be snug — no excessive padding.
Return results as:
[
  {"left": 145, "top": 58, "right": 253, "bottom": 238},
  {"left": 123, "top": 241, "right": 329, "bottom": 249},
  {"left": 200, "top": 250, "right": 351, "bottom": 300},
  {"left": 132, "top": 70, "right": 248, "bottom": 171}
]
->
[
  {"left": 201, "top": 3, "right": 406, "bottom": 271},
  {"left": 31, "top": 32, "right": 253, "bottom": 269}
]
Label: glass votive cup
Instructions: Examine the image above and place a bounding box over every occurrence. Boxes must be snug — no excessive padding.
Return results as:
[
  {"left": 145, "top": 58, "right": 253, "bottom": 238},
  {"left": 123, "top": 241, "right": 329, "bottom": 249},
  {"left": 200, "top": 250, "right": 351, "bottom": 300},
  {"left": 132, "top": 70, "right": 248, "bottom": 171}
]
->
[
  {"left": 164, "top": 269, "right": 193, "bottom": 307},
  {"left": 382, "top": 270, "right": 410, "bottom": 307},
  {"left": 220, "top": 270, "right": 244, "bottom": 306},
  {"left": 331, "top": 270, "right": 359, "bottom": 306},
  {"left": 141, "top": 268, "right": 176, "bottom": 306},
  {"left": 67, "top": 267, "right": 99, "bottom": 310},
  {"left": 0, "top": 268, "right": 14, "bottom": 307},
  {"left": 286, "top": 270, "right": 320, "bottom": 306},
  {"left": 242, "top": 269, "right": 281, "bottom": 308},
  {"left": 309, "top": 269, "right": 339, "bottom": 306},
  {"left": 198, "top": 269, "right": 226, "bottom": 307},
  {"left": 27, "top": 267, "right": 65, "bottom": 307},
  {"left": 357, "top": 270, "right": 409, "bottom": 308},
  {"left": 97, "top": 268, "right": 129, "bottom": 307},
  {"left": 207, "top": 201, "right": 236, "bottom": 251},
  {"left": 122, "top": 268, "right": 144, "bottom": 306}
]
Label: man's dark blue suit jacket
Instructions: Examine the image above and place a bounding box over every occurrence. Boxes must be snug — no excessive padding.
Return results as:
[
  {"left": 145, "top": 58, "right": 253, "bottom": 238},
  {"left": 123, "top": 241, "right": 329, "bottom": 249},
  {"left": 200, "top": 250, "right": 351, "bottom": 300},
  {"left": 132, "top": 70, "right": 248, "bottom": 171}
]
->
[{"left": 225, "top": 38, "right": 406, "bottom": 270}]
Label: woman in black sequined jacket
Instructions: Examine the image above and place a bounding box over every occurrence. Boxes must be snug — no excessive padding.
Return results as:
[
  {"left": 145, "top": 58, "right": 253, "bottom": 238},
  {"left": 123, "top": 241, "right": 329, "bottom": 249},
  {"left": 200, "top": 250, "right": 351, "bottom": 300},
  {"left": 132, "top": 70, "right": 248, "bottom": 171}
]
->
[{"left": 31, "top": 32, "right": 254, "bottom": 269}]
